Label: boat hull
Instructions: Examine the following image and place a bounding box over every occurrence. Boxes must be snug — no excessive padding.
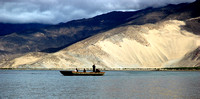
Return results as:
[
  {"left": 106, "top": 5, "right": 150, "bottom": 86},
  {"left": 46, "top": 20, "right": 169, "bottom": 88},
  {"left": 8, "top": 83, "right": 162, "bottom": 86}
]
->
[{"left": 60, "top": 71, "right": 105, "bottom": 76}]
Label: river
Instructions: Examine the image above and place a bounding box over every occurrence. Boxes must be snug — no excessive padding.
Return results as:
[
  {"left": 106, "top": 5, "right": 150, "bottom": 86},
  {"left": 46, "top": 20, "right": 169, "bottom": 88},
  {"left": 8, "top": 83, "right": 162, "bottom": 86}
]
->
[{"left": 0, "top": 70, "right": 200, "bottom": 99}]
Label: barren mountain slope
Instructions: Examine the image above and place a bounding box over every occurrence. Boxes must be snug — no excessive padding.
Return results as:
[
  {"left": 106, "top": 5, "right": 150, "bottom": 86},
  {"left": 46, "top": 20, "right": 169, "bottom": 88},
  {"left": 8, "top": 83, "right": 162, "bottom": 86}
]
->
[
  {"left": 172, "top": 46, "right": 200, "bottom": 67},
  {"left": 1, "top": 0, "right": 200, "bottom": 69},
  {"left": 1, "top": 20, "right": 199, "bottom": 69},
  {"left": 1, "top": 0, "right": 200, "bottom": 63},
  {"left": 0, "top": 11, "right": 136, "bottom": 61}
]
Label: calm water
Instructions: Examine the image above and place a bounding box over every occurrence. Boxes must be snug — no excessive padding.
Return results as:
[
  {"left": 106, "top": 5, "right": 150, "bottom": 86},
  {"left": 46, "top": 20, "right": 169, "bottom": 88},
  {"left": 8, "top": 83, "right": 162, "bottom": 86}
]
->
[{"left": 0, "top": 70, "right": 200, "bottom": 99}]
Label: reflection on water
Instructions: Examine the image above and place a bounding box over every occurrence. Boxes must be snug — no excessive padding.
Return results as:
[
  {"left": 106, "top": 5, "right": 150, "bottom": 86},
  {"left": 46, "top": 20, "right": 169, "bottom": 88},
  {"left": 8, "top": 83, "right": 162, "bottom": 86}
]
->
[{"left": 0, "top": 70, "right": 200, "bottom": 99}]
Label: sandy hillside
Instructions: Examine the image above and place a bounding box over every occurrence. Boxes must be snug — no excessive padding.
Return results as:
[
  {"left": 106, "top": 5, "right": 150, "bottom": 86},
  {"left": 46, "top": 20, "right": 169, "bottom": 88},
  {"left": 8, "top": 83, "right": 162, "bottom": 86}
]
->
[{"left": 1, "top": 20, "right": 200, "bottom": 69}]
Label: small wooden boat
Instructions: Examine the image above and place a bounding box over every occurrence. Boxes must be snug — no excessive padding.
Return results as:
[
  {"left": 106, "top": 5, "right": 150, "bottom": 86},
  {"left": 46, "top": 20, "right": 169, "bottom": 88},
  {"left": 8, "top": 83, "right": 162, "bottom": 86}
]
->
[{"left": 60, "top": 71, "right": 105, "bottom": 76}]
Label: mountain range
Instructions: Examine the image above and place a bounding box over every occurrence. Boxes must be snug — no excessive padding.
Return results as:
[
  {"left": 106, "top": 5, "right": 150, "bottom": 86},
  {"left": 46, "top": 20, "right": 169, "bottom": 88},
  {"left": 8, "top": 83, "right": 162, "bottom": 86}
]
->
[{"left": 0, "top": 0, "right": 200, "bottom": 69}]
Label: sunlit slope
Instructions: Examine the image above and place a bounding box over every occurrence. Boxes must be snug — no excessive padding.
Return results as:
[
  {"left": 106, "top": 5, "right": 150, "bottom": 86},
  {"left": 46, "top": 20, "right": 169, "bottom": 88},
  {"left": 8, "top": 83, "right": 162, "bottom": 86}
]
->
[{"left": 1, "top": 20, "right": 200, "bottom": 69}]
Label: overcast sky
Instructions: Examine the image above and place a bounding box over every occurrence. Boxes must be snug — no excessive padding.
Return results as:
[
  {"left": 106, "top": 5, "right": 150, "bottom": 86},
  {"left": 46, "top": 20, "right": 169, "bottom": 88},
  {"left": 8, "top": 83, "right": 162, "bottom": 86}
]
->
[{"left": 0, "top": 0, "right": 195, "bottom": 24}]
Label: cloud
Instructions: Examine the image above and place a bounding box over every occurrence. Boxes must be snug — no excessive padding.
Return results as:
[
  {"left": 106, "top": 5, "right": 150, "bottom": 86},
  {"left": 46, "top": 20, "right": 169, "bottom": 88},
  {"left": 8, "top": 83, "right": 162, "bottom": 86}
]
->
[{"left": 0, "top": 0, "right": 195, "bottom": 24}]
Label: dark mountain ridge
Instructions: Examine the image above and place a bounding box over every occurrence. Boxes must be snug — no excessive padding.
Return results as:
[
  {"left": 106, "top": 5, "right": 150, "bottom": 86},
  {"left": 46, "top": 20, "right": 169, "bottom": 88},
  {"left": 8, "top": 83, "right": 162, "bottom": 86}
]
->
[{"left": 0, "top": 23, "right": 49, "bottom": 36}]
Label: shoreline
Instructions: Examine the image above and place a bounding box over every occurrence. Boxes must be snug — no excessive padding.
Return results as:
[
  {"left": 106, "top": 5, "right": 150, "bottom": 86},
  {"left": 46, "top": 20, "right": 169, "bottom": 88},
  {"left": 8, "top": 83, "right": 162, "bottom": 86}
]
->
[{"left": 1, "top": 67, "right": 200, "bottom": 71}]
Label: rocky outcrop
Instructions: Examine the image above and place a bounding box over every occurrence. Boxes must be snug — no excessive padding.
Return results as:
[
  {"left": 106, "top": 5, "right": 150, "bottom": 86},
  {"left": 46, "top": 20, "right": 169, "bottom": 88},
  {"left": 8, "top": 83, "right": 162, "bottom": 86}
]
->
[{"left": 172, "top": 46, "right": 200, "bottom": 67}]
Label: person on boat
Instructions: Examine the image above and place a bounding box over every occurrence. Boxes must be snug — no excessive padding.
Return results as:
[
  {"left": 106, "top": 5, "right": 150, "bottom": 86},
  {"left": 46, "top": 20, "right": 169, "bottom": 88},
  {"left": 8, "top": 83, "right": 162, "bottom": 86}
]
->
[
  {"left": 96, "top": 69, "right": 100, "bottom": 72},
  {"left": 76, "top": 68, "right": 79, "bottom": 72},
  {"left": 83, "top": 68, "right": 86, "bottom": 72},
  {"left": 92, "top": 64, "right": 96, "bottom": 72}
]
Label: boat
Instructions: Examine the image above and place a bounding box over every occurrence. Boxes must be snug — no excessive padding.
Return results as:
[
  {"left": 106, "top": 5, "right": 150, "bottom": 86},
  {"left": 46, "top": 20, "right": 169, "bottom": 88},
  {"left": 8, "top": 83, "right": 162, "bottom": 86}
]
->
[
  {"left": 60, "top": 71, "right": 105, "bottom": 76},
  {"left": 60, "top": 64, "right": 105, "bottom": 76}
]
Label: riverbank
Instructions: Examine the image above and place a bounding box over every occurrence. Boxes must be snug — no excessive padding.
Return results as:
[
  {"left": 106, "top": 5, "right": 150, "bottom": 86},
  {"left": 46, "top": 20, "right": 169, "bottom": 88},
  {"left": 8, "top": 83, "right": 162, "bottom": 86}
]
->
[{"left": 1, "top": 67, "right": 200, "bottom": 71}]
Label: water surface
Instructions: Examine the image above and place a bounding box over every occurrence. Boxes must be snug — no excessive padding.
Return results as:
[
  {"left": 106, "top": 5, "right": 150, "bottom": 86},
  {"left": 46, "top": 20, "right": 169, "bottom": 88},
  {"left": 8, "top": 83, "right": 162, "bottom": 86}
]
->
[{"left": 0, "top": 70, "right": 200, "bottom": 99}]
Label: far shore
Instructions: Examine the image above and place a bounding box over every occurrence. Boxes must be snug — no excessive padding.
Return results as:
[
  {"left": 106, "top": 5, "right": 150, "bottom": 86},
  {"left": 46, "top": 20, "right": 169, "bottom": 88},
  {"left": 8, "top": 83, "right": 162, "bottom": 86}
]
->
[{"left": 1, "top": 67, "right": 200, "bottom": 71}]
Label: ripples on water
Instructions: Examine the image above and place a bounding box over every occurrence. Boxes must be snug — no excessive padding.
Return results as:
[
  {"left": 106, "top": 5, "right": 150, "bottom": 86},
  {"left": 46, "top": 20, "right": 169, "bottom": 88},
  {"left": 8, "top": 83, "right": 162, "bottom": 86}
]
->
[{"left": 0, "top": 70, "right": 200, "bottom": 99}]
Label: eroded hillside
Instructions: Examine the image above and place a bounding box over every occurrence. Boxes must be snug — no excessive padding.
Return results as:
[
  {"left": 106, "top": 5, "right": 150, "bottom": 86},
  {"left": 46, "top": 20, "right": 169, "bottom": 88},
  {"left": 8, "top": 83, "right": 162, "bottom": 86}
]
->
[{"left": 1, "top": 20, "right": 199, "bottom": 69}]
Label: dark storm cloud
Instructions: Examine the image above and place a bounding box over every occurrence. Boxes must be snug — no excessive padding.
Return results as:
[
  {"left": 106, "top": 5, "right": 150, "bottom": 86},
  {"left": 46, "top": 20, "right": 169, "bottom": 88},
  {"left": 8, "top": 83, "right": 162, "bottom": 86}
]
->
[{"left": 0, "top": 0, "right": 195, "bottom": 24}]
